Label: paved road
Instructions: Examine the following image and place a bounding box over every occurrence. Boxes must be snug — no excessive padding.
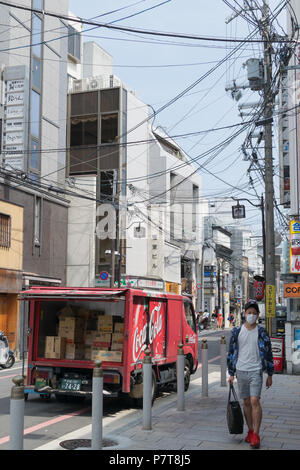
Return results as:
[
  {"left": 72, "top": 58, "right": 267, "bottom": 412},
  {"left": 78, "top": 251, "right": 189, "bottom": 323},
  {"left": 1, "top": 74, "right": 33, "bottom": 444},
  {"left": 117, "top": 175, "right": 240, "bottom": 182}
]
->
[{"left": 0, "top": 329, "right": 232, "bottom": 450}]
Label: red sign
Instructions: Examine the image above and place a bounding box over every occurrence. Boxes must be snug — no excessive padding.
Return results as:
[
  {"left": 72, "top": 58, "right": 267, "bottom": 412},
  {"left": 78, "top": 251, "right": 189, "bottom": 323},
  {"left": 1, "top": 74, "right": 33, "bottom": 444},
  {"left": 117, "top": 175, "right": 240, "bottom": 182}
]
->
[
  {"left": 271, "top": 337, "right": 284, "bottom": 373},
  {"left": 254, "top": 280, "right": 265, "bottom": 301}
]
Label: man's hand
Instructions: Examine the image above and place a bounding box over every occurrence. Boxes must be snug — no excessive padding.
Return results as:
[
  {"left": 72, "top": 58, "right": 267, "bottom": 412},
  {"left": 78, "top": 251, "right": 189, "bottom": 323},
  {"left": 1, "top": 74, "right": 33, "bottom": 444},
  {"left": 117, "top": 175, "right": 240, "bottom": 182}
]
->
[
  {"left": 228, "top": 375, "right": 234, "bottom": 385},
  {"left": 266, "top": 376, "right": 272, "bottom": 389}
]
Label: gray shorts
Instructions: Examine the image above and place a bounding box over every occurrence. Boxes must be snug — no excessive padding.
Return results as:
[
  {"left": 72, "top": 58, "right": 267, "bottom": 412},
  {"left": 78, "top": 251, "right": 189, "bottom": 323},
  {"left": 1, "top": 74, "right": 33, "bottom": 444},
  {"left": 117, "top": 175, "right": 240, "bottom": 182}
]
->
[{"left": 236, "top": 369, "right": 263, "bottom": 399}]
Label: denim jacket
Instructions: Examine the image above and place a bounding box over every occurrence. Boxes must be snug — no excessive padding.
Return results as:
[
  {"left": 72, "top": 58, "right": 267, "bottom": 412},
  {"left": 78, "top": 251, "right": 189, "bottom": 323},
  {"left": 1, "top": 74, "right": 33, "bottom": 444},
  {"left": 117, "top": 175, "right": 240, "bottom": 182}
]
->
[{"left": 227, "top": 325, "right": 274, "bottom": 377}]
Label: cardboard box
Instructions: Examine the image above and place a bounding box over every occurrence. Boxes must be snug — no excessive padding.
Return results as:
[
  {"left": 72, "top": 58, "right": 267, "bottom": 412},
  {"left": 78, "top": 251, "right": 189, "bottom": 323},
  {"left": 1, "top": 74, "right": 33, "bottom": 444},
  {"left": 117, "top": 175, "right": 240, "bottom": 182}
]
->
[
  {"left": 97, "top": 315, "right": 113, "bottom": 333},
  {"left": 84, "top": 331, "right": 97, "bottom": 345},
  {"left": 111, "top": 342, "right": 123, "bottom": 351},
  {"left": 111, "top": 333, "right": 123, "bottom": 351},
  {"left": 58, "top": 316, "right": 85, "bottom": 342},
  {"left": 45, "top": 336, "right": 66, "bottom": 359},
  {"left": 84, "top": 346, "right": 92, "bottom": 360},
  {"left": 92, "top": 333, "right": 111, "bottom": 349},
  {"left": 65, "top": 343, "right": 85, "bottom": 360},
  {"left": 91, "top": 349, "right": 122, "bottom": 363},
  {"left": 114, "top": 322, "right": 124, "bottom": 333}
]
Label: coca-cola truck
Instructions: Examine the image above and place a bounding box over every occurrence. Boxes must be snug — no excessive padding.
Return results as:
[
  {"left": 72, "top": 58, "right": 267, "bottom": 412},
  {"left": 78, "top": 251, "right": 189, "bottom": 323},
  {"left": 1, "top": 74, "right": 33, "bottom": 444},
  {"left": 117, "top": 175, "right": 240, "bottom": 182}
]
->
[{"left": 21, "top": 287, "right": 198, "bottom": 404}]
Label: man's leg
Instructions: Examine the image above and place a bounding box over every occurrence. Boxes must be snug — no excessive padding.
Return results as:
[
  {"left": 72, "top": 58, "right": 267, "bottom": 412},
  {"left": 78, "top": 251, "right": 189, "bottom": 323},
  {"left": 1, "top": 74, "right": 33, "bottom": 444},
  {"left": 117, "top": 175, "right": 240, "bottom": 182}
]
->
[
  {"left": 243, "top": 397, "right": 253, "bottom": 431},
  {"left": 250, "top": 396, "right": 262, "bottom": 435}
]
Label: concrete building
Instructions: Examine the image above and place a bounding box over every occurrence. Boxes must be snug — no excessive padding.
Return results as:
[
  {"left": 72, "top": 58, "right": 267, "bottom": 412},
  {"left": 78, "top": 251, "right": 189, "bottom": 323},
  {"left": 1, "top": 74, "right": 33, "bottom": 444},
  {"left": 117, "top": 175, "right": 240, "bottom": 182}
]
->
[
  {"left": 66, "top": 43, "right": 204, "bottom": 305},
  {"left": 0, "top": 0, "right": 70, "bottom": 354}
]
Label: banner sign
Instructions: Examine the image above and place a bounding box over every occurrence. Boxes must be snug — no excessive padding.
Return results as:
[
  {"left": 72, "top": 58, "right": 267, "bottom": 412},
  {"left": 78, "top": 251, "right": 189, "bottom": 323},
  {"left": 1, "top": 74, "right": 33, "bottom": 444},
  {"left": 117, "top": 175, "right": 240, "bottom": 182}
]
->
[
  {"left": 265, "top": 284, "right": 276, "bottom": 318},
  {"left": 270, "top": 337, "right": 284, "bottom": 373},
  {"left": 289, "top": 220, "right": 300, "bottom": 273}
]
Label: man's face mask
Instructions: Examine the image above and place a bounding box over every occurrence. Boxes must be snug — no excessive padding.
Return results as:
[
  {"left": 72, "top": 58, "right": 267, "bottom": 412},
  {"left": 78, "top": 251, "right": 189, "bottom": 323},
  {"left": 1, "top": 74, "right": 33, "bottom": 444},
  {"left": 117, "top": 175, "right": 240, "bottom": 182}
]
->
[{"left": 246, "top": 313, "right": 257, "bottom": 325}]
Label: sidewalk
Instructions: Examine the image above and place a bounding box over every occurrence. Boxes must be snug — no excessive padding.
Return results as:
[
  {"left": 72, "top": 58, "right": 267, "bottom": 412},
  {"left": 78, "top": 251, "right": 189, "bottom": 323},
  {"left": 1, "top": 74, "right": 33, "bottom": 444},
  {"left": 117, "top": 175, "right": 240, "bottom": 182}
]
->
[{"left": 35, "top": 364, "right": 300, "bottom": 451}]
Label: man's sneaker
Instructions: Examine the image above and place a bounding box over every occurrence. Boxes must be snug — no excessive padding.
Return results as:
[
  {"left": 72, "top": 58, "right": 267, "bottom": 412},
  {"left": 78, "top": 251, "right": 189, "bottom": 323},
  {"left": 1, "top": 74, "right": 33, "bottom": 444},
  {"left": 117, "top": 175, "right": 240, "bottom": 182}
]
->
[
  {"left": 250, "top": 432, "right": 260, "bottom": 449},
  {"left": 245, "top": 429, "right": 253, "bottom": 443}
]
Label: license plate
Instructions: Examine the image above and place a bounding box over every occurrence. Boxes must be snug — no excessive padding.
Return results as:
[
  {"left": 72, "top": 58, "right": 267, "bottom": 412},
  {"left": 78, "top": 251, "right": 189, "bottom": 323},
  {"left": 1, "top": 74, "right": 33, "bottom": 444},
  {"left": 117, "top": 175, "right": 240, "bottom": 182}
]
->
[{"left": 61, "top": 378, "right": 81, "bottom": 391}]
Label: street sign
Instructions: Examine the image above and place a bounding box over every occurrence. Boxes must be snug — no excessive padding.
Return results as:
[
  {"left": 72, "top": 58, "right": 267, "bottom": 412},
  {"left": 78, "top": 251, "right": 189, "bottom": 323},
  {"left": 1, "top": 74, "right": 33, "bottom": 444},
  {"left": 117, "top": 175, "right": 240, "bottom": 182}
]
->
[{"left": 99, "top": 271, "right": 109, "bottom": 281}]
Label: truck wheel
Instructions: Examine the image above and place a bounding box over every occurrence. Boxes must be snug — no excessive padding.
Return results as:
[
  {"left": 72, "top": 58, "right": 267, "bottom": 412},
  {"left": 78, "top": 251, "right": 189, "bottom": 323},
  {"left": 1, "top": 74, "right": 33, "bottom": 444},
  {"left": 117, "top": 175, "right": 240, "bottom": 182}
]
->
[
  {"left": 184, "top": 359, "right": 191, "bottom": 391},
  {"left": 131, "top": 370, "right": 157, "bottom": 408}
]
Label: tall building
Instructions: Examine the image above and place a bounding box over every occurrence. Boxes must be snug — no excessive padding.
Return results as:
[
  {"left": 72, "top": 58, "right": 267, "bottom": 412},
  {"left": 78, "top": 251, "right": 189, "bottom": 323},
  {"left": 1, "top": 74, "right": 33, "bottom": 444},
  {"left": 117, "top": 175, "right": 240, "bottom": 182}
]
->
[{"left": 0, "top": 0, "right": 69, "bottom": 354}]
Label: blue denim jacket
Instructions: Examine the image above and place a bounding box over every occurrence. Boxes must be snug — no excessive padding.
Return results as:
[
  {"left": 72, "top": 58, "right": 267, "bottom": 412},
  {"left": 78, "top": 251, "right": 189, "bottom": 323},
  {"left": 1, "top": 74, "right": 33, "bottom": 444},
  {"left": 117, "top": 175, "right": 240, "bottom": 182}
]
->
[{"left": 227, "top": 325, "right": 274, "bottom": 377}]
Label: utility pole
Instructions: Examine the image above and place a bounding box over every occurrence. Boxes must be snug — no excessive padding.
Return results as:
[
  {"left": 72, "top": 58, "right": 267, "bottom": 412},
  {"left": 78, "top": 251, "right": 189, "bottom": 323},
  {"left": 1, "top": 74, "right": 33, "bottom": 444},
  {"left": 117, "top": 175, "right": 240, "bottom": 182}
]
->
[{"left": 262, "top": 0, "right": 276, "bottom": 336}]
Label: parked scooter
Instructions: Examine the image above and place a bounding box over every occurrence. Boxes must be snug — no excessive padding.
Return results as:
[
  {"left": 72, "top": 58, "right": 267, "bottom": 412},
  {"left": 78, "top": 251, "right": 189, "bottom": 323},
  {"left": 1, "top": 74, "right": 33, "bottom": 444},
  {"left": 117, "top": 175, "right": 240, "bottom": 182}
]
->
[{"left": 0, "top": 331, "right": 15, "bottom": 369}]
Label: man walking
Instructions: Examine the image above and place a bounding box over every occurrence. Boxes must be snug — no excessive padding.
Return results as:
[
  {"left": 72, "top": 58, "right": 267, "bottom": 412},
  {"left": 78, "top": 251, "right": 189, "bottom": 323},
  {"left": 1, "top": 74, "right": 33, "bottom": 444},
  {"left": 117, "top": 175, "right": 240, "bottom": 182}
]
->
[{"left": 227, "top": 300, "right": 274, "bottom": 449}]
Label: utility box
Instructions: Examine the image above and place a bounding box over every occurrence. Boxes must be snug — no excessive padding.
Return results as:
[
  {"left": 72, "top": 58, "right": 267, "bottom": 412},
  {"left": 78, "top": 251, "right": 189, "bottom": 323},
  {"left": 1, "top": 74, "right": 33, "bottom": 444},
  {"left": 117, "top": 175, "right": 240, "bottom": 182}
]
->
[{"left": 246, "top": 58, "right": 264, "bottom": 91}]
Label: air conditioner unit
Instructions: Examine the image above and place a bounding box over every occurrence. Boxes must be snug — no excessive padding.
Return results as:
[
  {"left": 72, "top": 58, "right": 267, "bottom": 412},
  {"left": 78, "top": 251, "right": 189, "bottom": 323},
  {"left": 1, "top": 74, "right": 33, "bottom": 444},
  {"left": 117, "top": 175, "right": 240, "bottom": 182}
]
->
[
  {"left": 73, "top": 80, "right": 83, "bottom": 92},
  {"left": 90, "top": 78, "right": 102, "bottom": 90}
]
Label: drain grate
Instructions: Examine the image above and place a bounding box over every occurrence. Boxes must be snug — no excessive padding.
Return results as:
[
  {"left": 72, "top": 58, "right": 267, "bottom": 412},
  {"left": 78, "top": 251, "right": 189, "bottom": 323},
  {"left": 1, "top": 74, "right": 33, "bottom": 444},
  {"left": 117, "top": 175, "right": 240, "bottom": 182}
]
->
[{"left": 59, "top": 438, "right": 117, "bottom": 450}]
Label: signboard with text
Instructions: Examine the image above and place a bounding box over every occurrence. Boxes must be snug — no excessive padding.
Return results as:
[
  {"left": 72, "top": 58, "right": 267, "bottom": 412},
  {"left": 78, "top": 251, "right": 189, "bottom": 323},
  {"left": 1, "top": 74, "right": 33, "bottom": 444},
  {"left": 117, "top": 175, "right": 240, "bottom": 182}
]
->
[
  {"left": 289, "top": 220, "right": 300, "bottom": 273},
  {"left": 265, "top": 284, "right": 276, "bottom": 318}
]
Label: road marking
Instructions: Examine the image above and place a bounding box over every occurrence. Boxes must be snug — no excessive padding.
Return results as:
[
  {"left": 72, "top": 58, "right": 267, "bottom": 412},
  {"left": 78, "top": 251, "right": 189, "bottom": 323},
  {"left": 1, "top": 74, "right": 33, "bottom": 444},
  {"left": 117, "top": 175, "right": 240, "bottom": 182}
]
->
[
  {"left": 197, "top": 354, "right": 221, "bottom": 369},
  {"left": 0, "top": 407, "right": 90, "bottom": 446}
]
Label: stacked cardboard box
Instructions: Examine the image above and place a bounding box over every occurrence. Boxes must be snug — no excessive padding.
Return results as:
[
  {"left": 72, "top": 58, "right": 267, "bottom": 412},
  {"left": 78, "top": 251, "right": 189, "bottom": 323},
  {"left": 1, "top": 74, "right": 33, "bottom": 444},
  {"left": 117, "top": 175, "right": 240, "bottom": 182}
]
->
[
  {"left": 111, "top": 333, "right": 123, "bottom": 351},
  {"left": 97, "top": 315, "right": 113, "bottom": 333},
  {"left": 58, "top": 316, "right": 85, "bottom": 343},
  {"left": 92, "top": 349, "right": 122, "bottom": 363},
  {"left": 45, "top": 336, "right": 66, "bottom": 359},
  {"left": 65, "top": 343, "right": 85, "bottom": 360}
]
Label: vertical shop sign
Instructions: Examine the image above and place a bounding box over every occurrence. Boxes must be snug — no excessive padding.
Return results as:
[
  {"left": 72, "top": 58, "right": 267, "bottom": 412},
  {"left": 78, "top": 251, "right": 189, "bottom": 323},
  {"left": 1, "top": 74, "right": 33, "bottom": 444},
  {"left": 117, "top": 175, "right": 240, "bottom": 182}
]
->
[
  {"left": 265, "top": 284, "right": 276, "bottom": 318},
  {"left": 289, "top": 220, "right": 300, "bottom": 274}
]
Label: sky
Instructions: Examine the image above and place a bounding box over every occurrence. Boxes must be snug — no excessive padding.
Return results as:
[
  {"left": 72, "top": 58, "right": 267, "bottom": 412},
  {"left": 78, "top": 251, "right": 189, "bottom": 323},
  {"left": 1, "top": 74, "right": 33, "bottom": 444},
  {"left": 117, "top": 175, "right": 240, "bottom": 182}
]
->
[{"left": 68, "top": 0, "right": 288, "bottom": 238}]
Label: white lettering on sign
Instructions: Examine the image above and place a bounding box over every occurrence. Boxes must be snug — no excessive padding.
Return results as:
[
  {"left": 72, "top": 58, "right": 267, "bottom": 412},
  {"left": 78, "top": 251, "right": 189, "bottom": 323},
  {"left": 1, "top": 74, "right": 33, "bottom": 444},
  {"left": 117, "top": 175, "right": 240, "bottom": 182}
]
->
[{"left": 132, "top": 303, "right": 163, "bottom": 362}]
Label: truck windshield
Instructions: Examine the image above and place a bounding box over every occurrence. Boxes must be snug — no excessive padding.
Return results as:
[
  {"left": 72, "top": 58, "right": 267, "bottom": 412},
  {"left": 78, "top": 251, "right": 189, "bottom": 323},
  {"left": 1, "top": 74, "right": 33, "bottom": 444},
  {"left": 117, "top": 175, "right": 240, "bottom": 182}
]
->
[
  {"left": 184, "top": 302, "right": 196, "bottom": 333},
  {"left": 36, "top": 299, "right": 125, "bottom": 360}
]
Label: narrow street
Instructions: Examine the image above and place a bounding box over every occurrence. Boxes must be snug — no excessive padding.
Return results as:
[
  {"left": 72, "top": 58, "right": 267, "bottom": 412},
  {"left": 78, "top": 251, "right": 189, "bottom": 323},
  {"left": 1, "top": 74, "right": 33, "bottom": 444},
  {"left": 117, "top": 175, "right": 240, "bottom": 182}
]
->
[{"left": 0, "top": 329, "right": 231, "bottom": 450}]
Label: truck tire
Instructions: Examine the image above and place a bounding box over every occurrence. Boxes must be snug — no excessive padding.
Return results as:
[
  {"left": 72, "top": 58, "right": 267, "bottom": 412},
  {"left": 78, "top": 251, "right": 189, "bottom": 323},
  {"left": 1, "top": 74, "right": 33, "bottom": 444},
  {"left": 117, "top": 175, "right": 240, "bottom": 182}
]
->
[
  {"left": 130, "top": 370, "right": 157, "bottom": 408},
  {"left": 184, "top": 358, "right": 191, "bottom": 391}
]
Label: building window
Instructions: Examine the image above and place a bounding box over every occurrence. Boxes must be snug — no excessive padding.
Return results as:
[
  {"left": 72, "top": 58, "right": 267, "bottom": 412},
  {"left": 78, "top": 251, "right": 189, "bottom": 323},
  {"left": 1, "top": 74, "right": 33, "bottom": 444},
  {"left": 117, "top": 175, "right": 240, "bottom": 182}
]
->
[
  {"left": 30, "top": 139, "right": 39, "bottom": 170},
  {"left": 32, "top": 14, "right": 42, "bottom": 58},
  {"left": 30, "top": 90, "right": 40, "bottom": 138},
  {"left": 34, "top": 197, "right": 41, "bottom": 245},
  {"left": 0, "top": 213, "right": 11, "bottom": 248},
  {"left": 101, "top": 113, "right": 118, "bottom": 143},
  {"left": 70, "top": 116, "right": 98, "bottom": 147},
  {"left": 68, "top": 25, "right": 81, "bottom": 61},
  {"left": 32, "top": 57, "right": 41, "bottom": 90},
  {"left": 33, "top": 0, "right": 42, "bottom": 10}
]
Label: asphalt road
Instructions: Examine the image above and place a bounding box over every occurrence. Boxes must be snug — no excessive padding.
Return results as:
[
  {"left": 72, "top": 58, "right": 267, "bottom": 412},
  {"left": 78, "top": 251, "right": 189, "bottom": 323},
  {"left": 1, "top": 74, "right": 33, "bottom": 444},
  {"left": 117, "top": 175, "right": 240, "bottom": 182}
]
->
[{"left": 0, "top": 328, "right": 231, "bottom": 450}]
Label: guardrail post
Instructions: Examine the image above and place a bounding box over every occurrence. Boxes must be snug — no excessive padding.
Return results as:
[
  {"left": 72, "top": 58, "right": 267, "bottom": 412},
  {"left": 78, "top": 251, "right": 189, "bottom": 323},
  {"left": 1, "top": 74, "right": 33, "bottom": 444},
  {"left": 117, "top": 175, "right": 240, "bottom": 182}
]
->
[
  {"left": 177, "top": 342, "right": 185, "bottom": 411},
  {"left": 142, "top": 347, "right": 152, "bottom": 430},
  {"left": 220, "top": 335, "right": 227, "bottom": 387},
  {"left": 10, "top": 376, "right": 25, "bottom": 450},
  {"left": 201, "top": 339, "right": 208, "bottom": 397},
  {"left": 92, "top": 361, "right": 103, "bottom": 450}
]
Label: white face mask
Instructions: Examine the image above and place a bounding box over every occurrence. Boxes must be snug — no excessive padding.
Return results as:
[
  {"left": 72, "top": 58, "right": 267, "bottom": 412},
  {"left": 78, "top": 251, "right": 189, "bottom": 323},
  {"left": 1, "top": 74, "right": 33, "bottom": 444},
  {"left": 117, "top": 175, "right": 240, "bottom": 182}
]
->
[{"left": 246, "top": 314, "right": 257, "bottom": 325}]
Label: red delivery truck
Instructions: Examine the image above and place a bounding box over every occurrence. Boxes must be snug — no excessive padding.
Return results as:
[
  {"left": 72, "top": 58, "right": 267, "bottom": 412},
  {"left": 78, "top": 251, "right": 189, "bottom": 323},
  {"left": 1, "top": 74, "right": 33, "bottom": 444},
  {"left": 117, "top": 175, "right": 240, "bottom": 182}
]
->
[{"left": 21, "top": 287, "right": 198, "bottom": 404}]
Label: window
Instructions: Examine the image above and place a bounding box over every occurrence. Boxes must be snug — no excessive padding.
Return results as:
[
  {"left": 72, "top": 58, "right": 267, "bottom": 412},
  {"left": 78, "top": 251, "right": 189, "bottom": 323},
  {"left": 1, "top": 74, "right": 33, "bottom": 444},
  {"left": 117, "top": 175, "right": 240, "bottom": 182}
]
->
[
  {"left": 30, "top": 90, "right": 40, "bottom": 138},
  {"left": 30, "top": 139, "right": 39, "bottom": 170},
  {"left": 0, "top": 214, "right": 11, "bottom": 248},
  {"left": 100, "top": 89, "right": 120, "bottom": 112},
  {"left": 68, "top": 25, "right": 81, "bottom": 61},
  {"left": 184, "top": 302, "right": 196, "bottom": 333},
  {"left": 33, "top": 0, "right": 43, "bottom": 10},
  {"left": 32, "top": 14, "right": 42, "bottom": 58},
  {"left": 101, "top": 113, "right": 118, "bottom": 143},
  {"left": 70, "top": 116, "right": 98, "bottom": 147},
  {"left": 32, "top": 57, "right": 41, "bottom": 90},
  {"left": 34, "top": 197, "right": 41, "bottom": 245}
]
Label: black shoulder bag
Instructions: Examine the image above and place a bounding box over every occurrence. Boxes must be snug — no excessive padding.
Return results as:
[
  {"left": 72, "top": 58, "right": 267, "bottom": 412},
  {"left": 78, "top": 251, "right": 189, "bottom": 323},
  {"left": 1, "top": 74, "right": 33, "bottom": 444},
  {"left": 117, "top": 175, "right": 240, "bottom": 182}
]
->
[{"left": 226, "top": 383, "right": 244, "bottom": 434}]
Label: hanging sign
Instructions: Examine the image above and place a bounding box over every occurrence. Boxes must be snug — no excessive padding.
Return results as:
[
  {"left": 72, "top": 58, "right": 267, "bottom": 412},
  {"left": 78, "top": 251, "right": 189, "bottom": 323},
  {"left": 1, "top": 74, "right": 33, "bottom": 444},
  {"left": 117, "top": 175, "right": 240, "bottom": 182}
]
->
[{"left": 289, "top": 220, "right": 300, "bottom": 274}]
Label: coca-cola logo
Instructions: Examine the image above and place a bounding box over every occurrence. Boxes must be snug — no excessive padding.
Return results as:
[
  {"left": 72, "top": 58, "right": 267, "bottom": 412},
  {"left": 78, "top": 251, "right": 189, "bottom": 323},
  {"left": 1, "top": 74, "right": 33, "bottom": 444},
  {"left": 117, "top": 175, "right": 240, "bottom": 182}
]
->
[{"left": 132, "top": 303, "right": 163, "bottom": 362}]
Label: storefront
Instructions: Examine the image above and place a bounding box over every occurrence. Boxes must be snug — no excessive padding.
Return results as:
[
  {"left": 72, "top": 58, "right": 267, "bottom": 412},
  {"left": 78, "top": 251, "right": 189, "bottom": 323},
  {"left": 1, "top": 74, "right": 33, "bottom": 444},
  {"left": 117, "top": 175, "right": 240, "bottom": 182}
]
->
[{"left": 283, "top": 282, "right": 300, "bottom": 374}]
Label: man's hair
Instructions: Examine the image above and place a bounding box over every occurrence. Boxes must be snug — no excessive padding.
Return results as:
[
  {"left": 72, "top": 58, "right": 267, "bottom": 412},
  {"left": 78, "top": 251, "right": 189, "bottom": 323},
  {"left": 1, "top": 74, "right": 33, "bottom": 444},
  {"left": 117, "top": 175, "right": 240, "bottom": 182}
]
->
[{"left": 244, "top": 299, "right": 259, "bottom": 313}]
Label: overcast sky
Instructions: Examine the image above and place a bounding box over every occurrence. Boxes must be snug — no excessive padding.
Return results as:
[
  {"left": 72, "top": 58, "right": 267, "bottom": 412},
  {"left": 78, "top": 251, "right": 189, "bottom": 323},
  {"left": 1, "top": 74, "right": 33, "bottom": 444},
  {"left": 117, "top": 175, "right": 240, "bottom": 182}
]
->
[{"left": 68, "top": 0, "right": 288, "bottom": 236}]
